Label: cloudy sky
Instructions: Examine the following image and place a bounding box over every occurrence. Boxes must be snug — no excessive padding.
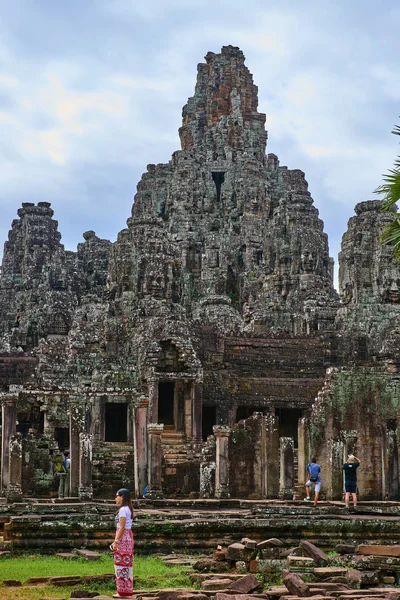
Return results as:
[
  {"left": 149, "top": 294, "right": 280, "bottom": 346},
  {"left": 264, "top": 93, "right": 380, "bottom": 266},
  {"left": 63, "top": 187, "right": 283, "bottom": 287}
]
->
[{"left": 1, "top": 0, "right": 399, "bottom": 288}]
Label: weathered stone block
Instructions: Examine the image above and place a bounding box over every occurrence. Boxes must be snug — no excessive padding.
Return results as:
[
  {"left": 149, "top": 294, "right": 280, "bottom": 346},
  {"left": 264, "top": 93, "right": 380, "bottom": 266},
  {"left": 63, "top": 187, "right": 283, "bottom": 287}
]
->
[
  {"left": 226, "top": 542, "right": 257, "bottom": 562},
  {"left": 283, "top": 571, "right": 311, "bottom": 596},
  {"left": 235, "top": 560, "right": 247, "bottom": 573},
  {"left": 300, "top": 540, "right": 329, "bottom": 566},
  {"left": 356, "top": 545, "right": 400, "bottom": 557},
  {"left": 201, "top": 578, "right": 233, "bottom": 590},
  {"left": 193, "top": 558, "right": 219, "bottom": 572},
  {"left": 346, "top": 569, "right": 362, "bottom": 589},
  {"left": 228, "top": 573, "right": 260, "bottom": 593},
  {"left": 241, "top": 537, "right": 257, "bottom": 550},
  {"left": 287, "top": 555, "right": 315, "bottom": 570},
  {"left": 258, "top": 537, "right": 284, "bottom": 549}
]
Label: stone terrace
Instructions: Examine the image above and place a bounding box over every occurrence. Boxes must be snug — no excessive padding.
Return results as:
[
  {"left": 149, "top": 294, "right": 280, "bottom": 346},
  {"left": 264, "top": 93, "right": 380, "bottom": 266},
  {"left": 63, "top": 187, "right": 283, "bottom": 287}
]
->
[{"left": 1, "top": 499, "right": 400, "bottom": 553}]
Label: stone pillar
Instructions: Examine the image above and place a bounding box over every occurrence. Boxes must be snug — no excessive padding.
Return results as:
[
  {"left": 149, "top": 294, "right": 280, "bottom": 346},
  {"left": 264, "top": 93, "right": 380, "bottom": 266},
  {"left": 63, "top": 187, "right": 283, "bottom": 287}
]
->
[
  {"left": 147, "top": 423, "right": 164, "bottom": 499},
  {"left": 184, "top": 382, "right": 192, "bottom": 441},
  {"left": 214, "top": 425, "right": 230, "bottom": 499},
  {"left": 79, "top": 407, "right": 93, "bottom": 500},
  {"left": 264, "top": 414, "right": 279, "bottom": 499},
  {"left": 133, "top": 398, "right": 149, "bottom": 498},
  {"left": 192, "top": 384, "right": 203, "bottom": 446},
  {"left": 326, "top": 439, "right": 345, "bottom": 500},
  {"left": 68, "top": 397, "right": 80, "bottom": 497},
  {"left": 297, "top": 417, "right": 308, "bottom": 485},
  {"left": 1, "top": 394, "right": 17, "bottom": 494},
  {"left": 279, "top": 436, "right": 294, "bottom": 499},
  {"left": 148, "top": 380, "right": 158, "bottom": 423},
  {"left": 6, "top": 433, "right": 23, "bottom": 502}
]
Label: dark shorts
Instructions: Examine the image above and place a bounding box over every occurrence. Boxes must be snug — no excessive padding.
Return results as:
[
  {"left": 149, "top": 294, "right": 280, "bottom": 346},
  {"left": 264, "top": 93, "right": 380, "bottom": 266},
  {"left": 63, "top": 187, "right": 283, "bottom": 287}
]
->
[{"left": 345, "top": 481, "right": 357, "bottom": 493}]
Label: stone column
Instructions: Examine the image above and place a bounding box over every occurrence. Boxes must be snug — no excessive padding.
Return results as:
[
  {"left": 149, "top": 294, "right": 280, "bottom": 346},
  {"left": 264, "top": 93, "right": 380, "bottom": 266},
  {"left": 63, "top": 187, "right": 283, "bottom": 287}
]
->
[
  {"left": 326, "top": 439, "right": 345, "bottom": 500},
  {"left": 1, "top": 394, "right": 17, "bottom": 494},
  {"left": 279, "top": 437, "right": 294, "bottom": 499},
  {"left": 79, "top": 407, "right": 93, "bottom": 500},
  {"left": 264, "top": 414, "right": 279, "bottom": 498},
  {"left": 214, "top": 425, "right": 230, "bottom": 499},
  {"left": 148, "top": 380, "right": 158, "bottom": 423},
  {"left": 68, "top": 396, "right": 80, "bottom": 497},
  {"left": 297, "top": 417, "right": 308, "bottom": 486},
  {"left": 147, "top": 423, "right": 164, "bottom": 499},
  {"left": 133, "top": 398, "right": 149, "bottom": 498},
  {"left": 6, "top": 433, "right": 23, "bottom": 502},
  {"left": 184, "top": 382, "right": 192, "bottom": 441},
  {"left": 192, "top": 384, "right": 203, "bottom": 446}
]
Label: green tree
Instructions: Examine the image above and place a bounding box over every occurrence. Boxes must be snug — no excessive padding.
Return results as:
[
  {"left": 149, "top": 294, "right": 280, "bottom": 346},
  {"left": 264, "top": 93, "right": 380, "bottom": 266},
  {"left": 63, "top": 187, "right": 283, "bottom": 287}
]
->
[{"left": 376, "top": 123, "right": 400, "bottom": 260}]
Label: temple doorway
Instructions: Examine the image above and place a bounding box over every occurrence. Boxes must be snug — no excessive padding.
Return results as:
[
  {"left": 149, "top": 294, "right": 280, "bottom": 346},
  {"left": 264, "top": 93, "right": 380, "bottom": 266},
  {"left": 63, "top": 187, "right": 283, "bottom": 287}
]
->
[
  {"left": 55, "top": 427, "right": 69, "bottom": 450},
  {"left": 158, "top": 382, "right": 175, "bottom": 426},
  {"left": 275, "top": 408, "right": 303, "bottom": 447},
  {"left": 202, "top": 406, "right": 216, "bottom": 440},
  {"left": 105, "top": 403, "right": 127, "bottom": 442}
]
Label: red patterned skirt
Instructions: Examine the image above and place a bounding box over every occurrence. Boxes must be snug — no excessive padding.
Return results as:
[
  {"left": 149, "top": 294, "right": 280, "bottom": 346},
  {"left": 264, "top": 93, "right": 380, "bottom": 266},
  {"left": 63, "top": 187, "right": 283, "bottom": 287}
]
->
[{"left": 113, "top": 529, "right": 134, "bottom": 596}]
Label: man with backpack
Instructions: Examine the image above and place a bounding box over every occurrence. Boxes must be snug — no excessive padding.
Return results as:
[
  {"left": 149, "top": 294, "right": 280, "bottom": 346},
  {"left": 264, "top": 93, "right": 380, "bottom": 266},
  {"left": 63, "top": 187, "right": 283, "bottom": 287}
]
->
[
  {"left": 304, "top": 457, "right": 321, "bottom": 507},
  {"left": 55, "top": 450, "right": 70, "bottom": 498}
]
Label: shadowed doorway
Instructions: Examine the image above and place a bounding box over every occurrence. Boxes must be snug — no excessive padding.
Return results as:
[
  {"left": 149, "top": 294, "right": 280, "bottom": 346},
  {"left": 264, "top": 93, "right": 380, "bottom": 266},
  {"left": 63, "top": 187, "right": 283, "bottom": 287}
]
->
[{"left": 158, "top": 382, "right": 175, "bottom": 426}]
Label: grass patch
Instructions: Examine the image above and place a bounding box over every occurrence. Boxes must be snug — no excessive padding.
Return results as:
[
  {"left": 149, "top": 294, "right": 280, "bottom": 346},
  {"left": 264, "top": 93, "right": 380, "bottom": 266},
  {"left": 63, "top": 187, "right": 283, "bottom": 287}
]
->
[{"left": 0, "top": 554, "right": 192, "bottom": 599}]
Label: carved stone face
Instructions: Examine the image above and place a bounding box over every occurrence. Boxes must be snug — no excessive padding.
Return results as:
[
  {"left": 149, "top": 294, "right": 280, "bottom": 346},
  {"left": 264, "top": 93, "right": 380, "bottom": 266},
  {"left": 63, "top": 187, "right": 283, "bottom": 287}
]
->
[
  {"left": 380, "top": 274, "right": 400, "bottom": 304},
  {"left": 301, "top": 250, "right": 319, "bottom": 274}
]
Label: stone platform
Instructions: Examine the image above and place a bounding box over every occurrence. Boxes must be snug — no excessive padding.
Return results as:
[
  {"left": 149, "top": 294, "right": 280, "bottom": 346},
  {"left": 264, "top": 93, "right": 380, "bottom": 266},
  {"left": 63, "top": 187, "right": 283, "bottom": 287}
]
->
[{"left": 1, "top": 499, "right": 400, "bottom": 553}]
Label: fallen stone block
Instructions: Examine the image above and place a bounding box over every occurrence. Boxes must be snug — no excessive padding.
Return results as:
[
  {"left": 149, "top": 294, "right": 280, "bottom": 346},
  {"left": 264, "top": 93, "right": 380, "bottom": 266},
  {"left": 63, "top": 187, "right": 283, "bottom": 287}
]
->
[
  {"left": 382, "top": 576, "right": 396, "bottom": 584},
  {"left": 228, "top": 573, "right": 260, "bottom": 593},
  {"left": 2, "top": 579, "right": 22, "bottom": 586},
  {"left": 356, "top": 545, "right": 400, "bottom": 557},
  {"left": 258, "top": 538, "right": 284, "bottom": 549},
  {"left": 49, "top": 575, "right": 82, "bottom": 586},
  {"left": 27, "top": 576, "right": 50, "bottom": 583},
  {"left": 241, "top": 537, "right": 258, "bottom": 550},
  {"left": 263, "top": 586, "right": 291, "bottom": 599},
  {"left": 283, "top": 571, "right": 311, "bottom": 596},
  {"left": 0, "top": 551, "right": 11, "bottom": 558},
  {"left": 314, "top": 568, "right": 348, "bottom": 579},
  {"left": 193, "top": 558, "right": 220, "bottom": 572},
  {"left": 301, "top": 541, "right": 329, "bottom": 566},
  {"left": 236, "top": 560, "right": 248, "bottom": 573},
  {"left": 70, "top": 592, "right": 100, "bottom": 598},
  {"left": 287, "top": 555, "right": 315, "bottom": 571},
  {"left": 261, "top": 547, "right": 284, "bottom": 559},
  {"left": 201, "top": 578, "right": 234, "bottom": 590},
  {"left": 249, "top": 558, "right": 285, "bottom": 573},
  {"left": 226, "top": 542, "right": 257, "bottom": 562},
  {"left": 214, "top": 547, "right": 228, "bottom": 561},
  {"left": 346, "top": 569, "right": 362, "bottom": 589}
]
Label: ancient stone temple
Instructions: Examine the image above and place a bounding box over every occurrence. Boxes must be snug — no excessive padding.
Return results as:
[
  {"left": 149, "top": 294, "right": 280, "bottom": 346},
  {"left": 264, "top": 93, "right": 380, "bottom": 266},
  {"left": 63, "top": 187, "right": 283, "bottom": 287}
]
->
[{"left": 0, "top": 46, "right": 399, "bottom": 502}]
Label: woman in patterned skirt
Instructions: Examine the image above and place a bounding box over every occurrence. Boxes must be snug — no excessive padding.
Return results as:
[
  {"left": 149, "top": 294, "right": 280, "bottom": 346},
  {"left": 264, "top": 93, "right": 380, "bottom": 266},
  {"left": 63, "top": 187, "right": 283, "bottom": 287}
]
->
[{"left": 111, "top": 488, "right": 134, "bottom": 598}]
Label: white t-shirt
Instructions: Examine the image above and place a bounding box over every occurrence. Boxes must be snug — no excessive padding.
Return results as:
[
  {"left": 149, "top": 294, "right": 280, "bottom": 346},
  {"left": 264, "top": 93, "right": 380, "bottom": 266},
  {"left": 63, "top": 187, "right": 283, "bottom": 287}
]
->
[{"left": 116, "top": 505, "right": 133, "bottom": 529}]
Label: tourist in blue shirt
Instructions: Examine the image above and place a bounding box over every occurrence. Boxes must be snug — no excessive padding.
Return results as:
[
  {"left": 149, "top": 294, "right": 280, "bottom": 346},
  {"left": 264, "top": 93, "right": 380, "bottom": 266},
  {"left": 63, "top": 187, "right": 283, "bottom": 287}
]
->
[{"left": 304, "top": 457, "right": 321, "bottom": 507}]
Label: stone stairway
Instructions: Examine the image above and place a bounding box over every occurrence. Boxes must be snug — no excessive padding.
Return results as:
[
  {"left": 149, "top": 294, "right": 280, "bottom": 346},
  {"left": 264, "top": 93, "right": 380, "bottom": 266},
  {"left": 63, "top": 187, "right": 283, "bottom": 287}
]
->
[{"left": 161, "top": 429, "right": 189, "bottom": 464}]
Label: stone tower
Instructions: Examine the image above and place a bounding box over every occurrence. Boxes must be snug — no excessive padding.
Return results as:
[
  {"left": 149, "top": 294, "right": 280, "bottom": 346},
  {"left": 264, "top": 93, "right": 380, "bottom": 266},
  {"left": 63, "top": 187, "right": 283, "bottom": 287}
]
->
[{"left": 0, "top": 46, "right": 399, "bottom": 502}]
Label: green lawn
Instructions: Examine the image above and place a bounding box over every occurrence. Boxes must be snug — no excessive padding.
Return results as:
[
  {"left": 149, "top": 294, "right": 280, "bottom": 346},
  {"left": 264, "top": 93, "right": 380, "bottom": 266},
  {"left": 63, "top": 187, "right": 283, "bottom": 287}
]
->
[{"left": 0, "top": 554, "right": 192, "bottom": 599}]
